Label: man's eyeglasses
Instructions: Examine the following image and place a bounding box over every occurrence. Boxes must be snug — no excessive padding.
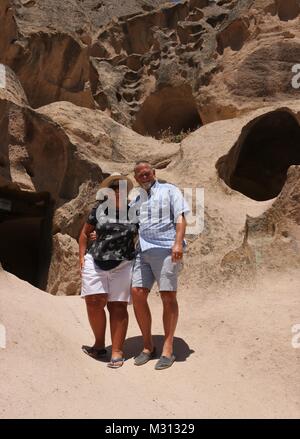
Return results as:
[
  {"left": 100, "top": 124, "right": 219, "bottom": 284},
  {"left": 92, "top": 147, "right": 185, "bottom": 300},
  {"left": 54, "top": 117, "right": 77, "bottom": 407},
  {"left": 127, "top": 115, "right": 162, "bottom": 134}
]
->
[{"left": 135, "top": 171, "right": 152, "bottom": 178}]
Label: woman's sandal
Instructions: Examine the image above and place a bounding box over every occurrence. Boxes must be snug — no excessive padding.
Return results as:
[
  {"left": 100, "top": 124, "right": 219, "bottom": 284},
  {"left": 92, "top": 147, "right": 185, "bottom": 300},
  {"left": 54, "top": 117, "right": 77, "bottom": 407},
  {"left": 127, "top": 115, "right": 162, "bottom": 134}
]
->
[
  {"left": 82, "top": 345, "right": 107, "bottom": 359},
  {"left": 107, "top": 357, "right": 125, "bottom": 369}
]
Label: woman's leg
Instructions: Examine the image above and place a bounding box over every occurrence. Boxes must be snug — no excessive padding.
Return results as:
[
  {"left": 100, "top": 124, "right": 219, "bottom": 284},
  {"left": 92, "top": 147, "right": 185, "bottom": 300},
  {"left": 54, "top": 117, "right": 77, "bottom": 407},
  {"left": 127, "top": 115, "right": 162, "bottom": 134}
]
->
[
  {"left": 107, "top": 301, "right": 129, "bottom": 359},
  {"left": 85, "top": 294, "right": 108, "bottom": 349}
]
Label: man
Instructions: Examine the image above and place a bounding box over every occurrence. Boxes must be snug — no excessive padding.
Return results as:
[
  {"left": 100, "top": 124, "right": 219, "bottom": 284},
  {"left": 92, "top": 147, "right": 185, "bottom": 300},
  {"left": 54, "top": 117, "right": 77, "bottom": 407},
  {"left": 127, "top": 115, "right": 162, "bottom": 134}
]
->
[{"left": 130, "top": 161, "right": 189, "bottom": 370}]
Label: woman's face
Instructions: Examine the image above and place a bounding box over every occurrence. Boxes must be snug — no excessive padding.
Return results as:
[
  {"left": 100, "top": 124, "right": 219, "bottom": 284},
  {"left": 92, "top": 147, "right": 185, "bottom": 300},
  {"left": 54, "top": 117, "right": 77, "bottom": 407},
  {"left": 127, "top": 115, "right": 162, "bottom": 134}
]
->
[{"left": 112, "top": 187, "right": 127, "bottom": 209}]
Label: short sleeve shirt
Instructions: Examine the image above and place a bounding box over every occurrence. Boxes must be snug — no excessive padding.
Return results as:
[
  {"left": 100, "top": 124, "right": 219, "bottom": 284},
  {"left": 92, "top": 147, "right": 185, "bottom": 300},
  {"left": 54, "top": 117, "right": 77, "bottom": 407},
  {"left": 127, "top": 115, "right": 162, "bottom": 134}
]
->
[
  {"left": 87, "top": 202, "right": 138, "bottom": 262},
  {"left": 129, "top": 180, "right": 190, "bottom": 251}
]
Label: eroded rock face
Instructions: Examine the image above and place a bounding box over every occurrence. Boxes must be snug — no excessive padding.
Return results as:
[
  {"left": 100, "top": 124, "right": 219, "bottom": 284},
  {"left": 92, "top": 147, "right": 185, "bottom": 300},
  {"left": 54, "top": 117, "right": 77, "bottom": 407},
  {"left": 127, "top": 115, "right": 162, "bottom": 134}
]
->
[
  {"left": 47, "top": 232, "right": 81, "bottom": 295},
  {"left": 0, "top": 65, "right": 28, "bottom": 106},
  {"left": 1, "top": 0, "right": 300, "bottom": 133},
  {"left": 88, "top": 0, "right": 232, "bottom": 131},
  {"left": 0, "top": 72, "right": 69, "bottom": 194},
  {"left": 0, "top": 0, "right": 95, "bottom": 109},
  {"left": 0, "top": 72, "right": 181, "bottom": 294},
  {"left": 203, "top": 0, "right": 300, "bottom": 121},
  {"left": 221, "top": 165, "right": 300, "bottom": 277},
  {"left": 0, "top": 71, "right": 105, "bottom": 201},
  {"left": 1, "top": 1, "right": 300, "bottom": 295},
  {"left": 0, "top": 0, "right": 169, "bottom": 110},
  {"left": 86, "top": 0, "right": 300, "bottom": 131}
]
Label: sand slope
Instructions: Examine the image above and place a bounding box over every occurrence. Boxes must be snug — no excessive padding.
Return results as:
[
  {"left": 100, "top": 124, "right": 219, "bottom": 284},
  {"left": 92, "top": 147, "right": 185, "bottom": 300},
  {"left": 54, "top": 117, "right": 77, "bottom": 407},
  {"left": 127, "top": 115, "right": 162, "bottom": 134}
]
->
[{"left": 1, "top": 267, "right": 299, "bottom": 419}]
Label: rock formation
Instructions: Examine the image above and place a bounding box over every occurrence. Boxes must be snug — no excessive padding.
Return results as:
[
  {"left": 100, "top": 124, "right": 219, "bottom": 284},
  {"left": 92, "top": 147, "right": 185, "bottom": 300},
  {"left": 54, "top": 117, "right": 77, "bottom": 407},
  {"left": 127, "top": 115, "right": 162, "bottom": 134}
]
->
[{"left": 0, "top": 0, "right": 300, "bottom": 294}]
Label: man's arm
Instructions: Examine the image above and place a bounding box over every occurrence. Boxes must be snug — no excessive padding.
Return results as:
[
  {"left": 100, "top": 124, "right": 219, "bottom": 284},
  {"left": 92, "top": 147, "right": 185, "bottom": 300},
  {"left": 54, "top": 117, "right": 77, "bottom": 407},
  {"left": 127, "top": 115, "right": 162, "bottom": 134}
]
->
[{"left": 172, "top": 214, "right": 187, "bottom": 262}]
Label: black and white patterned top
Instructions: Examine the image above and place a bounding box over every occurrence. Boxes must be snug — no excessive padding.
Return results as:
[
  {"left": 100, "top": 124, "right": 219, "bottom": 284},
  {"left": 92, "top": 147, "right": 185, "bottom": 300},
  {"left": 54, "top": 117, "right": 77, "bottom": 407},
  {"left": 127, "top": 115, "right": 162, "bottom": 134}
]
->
[{"left": 86, "top": 202, "right": 138, "bottom": 270}]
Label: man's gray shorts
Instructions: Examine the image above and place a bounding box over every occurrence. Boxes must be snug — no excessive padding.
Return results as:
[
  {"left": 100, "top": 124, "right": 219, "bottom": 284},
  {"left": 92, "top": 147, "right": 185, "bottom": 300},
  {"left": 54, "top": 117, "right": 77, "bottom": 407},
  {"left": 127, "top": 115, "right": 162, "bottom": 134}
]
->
[{"left": 132, "top": 248, "right": 181, "bottom": 292}]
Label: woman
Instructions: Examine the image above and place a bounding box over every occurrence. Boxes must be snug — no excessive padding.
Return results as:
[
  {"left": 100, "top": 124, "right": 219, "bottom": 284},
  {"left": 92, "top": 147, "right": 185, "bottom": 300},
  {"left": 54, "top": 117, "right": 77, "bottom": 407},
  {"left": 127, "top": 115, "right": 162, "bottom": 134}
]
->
[{"left": 79, "top": 173, "right": 138, "bottom": 368}]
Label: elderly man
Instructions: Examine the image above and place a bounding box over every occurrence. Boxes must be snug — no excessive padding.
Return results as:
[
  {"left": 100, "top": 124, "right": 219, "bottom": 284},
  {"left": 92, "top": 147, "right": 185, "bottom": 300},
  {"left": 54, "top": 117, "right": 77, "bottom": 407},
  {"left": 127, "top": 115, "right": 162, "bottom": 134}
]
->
[{"left": 130, "top": 161, "right": 189, "bottom": 370}]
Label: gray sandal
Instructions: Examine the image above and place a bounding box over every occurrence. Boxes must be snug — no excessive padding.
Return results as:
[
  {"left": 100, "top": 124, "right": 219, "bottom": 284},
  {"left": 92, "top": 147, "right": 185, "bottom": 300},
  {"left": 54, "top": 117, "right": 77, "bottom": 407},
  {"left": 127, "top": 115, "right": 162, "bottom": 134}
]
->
[
  {"left": 107, "top": 357, "right": 125, "bottom": 369},
  {"left": 134, "top": 347, "right": 156, "bottom": 366},
  {"left": 155, "top": 354, "right": 176, "bottom": 370}
]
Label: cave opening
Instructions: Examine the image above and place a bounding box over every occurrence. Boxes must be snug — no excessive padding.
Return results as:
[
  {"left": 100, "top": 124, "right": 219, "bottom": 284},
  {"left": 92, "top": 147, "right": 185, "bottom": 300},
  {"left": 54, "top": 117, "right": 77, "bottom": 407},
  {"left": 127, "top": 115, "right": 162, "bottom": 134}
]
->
[
  {"left": 216, "top": 110, "right": 300, "bottom": 201},
  {"left": 0, "top": 188, "right": 53, "bottom": 290},
  {"left": 277, "top": 0, "right": 300, "bottom": 21},
  {"left": 132, "top": 85, "right": 202, "bottom": 139}
]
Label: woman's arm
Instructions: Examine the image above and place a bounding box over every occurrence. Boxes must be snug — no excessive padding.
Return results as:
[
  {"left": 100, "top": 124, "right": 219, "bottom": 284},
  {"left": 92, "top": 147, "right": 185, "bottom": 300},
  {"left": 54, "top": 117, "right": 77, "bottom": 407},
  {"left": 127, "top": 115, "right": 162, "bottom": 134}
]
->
[{"left": 79, "top": 223, "right": 95, "bottom": 270}]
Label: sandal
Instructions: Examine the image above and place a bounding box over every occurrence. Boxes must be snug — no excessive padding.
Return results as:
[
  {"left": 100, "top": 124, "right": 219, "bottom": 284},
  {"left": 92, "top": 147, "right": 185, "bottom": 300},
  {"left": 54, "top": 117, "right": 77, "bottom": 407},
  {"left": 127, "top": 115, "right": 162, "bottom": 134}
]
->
[
  {"left": 107, "top": 357, "right": 125, "bottom": 369},
  {"left": 82, "top": 345, "right": 107, "bottom": 359},
  {"left": 154, "top": 354, "right": 176, "bottom": 370},
  {"left": 134, "top": 347, "right": 156, "bottom": 366}
]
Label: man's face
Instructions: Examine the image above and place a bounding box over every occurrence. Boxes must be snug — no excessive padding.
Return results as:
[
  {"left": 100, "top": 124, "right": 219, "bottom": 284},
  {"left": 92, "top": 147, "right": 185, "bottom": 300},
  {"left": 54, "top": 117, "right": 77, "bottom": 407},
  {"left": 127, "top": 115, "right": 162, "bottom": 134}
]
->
[{"left": 134, "top": 164, "right": 156, "bottom": 190}]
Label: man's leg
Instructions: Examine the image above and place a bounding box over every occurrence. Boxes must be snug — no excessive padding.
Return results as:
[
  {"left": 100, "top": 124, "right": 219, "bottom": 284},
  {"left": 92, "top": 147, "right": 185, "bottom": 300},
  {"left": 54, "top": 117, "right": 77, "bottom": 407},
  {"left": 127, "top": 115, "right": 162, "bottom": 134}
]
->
[
  {"left": 85, "top": 294, "right": 108, "bottom": 349},
  {"left": 160, "top": 291, "right": 179, "bottom": 358},
  {"left": 131, "top": 287, "right": 154, "bottom": 353},
  {"left": 150, "top": 249, "right": 180, "bottom": 360}
]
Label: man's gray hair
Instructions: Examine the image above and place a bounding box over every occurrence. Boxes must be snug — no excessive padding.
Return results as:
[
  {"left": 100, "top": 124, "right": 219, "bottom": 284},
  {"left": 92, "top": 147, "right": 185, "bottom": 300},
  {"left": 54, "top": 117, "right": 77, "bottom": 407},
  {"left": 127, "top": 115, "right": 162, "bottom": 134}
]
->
[{"left": 134, "top": 160, "right": 154, "bottom": 173}]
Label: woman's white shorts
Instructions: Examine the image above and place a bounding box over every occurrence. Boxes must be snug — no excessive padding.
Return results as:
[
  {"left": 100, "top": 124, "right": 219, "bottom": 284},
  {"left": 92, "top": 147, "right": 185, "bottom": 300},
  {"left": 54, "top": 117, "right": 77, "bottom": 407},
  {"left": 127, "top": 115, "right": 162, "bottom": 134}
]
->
[{"left": 81, "top": 253, "right": 133, "bottom": 303}]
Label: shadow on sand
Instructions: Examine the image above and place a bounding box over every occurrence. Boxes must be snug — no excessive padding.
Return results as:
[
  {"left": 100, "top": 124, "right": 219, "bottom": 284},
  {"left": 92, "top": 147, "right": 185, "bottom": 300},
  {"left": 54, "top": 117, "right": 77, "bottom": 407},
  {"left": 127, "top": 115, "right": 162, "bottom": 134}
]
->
[{"left": 91, "top": 335, "right": 194, "bottom": 363}]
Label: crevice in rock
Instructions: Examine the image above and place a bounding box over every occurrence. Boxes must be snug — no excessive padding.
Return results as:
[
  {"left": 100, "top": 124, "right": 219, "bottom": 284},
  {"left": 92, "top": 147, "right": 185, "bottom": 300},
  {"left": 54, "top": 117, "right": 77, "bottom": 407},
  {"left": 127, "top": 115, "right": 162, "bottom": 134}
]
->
[
  {"left": 216, "top": 109, "right": 300, "bottom": 201},
  {"left": 217, "top": 18, "right": 250, "bottom": 54},
  {"left": 132, "top": 85, "right": 202, "bottom": 139}
]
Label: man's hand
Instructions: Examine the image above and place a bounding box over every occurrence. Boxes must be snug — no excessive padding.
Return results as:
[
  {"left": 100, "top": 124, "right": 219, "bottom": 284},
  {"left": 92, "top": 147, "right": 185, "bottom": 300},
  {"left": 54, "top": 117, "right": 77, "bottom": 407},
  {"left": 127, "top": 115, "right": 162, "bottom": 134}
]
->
[
  {"left": 80, "top": 256, "right": 85, "bottom": 272},
  {"left": 172, "top": 242, "right": 183, "bottom": 263}
]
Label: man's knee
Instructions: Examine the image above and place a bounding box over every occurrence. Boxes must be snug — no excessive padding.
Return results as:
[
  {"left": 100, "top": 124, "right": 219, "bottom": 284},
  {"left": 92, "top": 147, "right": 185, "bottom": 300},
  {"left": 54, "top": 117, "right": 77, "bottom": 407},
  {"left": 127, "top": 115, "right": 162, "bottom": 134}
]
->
[
  {"left": 160, "top": 291, "right": 178, "bottom": 306},
  {"left": 131, "top": 287, "right": 149, "bottom": 303}
]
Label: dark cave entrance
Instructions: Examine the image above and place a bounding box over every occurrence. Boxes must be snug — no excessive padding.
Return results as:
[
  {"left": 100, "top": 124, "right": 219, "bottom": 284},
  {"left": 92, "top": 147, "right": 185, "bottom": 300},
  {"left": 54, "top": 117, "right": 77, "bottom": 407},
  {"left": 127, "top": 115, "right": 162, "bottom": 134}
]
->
[
  {"left": 277, "top": 0, "right": 300, "bottom": 21},
  {"left": 0, "top": 188, "right": 53, "bottom": 290},
  {"left": 132, "top": 85, "right": 202, "bottom": 139},
  {"left": 216, "top": 110, "right": 300, "bottom": 201}
]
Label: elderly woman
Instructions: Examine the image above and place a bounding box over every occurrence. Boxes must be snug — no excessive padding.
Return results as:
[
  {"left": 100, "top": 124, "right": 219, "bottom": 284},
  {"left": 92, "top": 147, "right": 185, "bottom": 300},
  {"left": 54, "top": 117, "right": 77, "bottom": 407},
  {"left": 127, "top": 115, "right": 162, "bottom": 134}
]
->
[{"left": 79, "top": 174, "right": 138, "bottom": 368}]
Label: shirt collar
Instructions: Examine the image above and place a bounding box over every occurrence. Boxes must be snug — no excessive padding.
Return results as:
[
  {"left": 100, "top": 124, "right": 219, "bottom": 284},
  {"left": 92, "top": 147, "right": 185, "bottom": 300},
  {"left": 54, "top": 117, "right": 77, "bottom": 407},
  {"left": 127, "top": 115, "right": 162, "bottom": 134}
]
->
[{"left": 149, "top": 179, "right": 159, "bottom": 194}]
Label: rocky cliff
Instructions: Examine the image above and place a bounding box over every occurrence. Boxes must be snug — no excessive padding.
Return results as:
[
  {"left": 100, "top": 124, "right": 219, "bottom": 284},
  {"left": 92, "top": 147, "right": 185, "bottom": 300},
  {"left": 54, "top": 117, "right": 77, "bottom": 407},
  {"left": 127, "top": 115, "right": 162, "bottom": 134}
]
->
[{"left": 1, "top": 0, "right": 300, "bottom": 294}]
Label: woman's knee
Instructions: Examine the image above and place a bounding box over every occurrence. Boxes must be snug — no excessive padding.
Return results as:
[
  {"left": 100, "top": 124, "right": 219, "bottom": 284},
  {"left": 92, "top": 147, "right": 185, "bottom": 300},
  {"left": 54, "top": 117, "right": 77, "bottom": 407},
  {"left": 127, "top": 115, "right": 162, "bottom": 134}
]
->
[
  {"left": 85, "top": 294, "right": 107, "bottom": 308},
  {"left": 107, "top": 301, "right": 128, "bottom": 312}
]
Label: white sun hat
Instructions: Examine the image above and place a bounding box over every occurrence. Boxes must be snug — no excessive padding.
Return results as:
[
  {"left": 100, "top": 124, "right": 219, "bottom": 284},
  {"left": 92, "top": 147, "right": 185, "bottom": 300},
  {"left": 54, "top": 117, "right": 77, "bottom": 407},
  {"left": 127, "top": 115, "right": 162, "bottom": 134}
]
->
[{"left": 96, "top": 173, "right": 134, "bottom": 200}]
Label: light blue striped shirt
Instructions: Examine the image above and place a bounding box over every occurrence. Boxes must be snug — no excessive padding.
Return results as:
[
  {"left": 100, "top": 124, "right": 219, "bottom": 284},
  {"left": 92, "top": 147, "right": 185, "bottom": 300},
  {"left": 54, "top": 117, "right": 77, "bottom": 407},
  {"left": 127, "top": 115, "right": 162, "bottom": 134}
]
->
[{"left": 130, "top": 180, "right": 190, "bottom": 251}]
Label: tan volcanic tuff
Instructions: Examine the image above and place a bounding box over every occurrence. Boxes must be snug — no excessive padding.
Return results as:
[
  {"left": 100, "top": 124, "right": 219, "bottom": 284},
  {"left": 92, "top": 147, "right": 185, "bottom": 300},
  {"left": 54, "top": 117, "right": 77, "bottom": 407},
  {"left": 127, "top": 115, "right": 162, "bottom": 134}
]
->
[
  {"left": 1, "top": 0, "right": 300, "bottom": 420},
  {"left": 0, "top": 1, "right": 299, "bottom": 133},
  {"left": 0, "top": 262, "right": 299, "bottom": 418}
]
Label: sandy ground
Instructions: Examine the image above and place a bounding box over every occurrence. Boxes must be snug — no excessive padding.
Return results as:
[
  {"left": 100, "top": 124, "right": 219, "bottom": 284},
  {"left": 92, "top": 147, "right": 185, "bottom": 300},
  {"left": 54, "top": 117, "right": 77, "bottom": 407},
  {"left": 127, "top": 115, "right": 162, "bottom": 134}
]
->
[{"left": 0, "top": 266, "right": 300, "bottom": 419}]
